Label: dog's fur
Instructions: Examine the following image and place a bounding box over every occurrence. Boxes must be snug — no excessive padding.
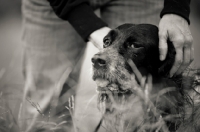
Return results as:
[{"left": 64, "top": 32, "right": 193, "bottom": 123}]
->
[{"left": 92, "top": 24, "right": 200, "bottom": 132}]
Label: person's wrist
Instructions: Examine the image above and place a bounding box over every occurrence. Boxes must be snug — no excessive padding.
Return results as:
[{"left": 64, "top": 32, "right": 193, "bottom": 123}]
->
[{"left": 162, "top": 14, "right": 188, "bottom": 25}]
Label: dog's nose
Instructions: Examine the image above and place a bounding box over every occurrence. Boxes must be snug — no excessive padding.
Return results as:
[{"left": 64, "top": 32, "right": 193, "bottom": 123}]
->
[{"left": 91, "top": 54, "right": 106, "bottom": 68}]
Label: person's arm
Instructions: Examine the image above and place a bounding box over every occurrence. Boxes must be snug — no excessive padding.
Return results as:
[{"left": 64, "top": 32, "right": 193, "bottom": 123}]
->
[
  {"left": 47, "top": 0, "right": 108, "bottom": 42},
  {"left": 160, "top": 0, "right": 191, "bottom": 24},
  {"left": 159, "top": 0, "right": 193, "bottom": 77}
]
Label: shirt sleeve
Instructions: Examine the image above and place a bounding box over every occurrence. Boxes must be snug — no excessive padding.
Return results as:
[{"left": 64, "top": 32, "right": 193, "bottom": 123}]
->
[
  {"left": 47, "top": 0, "right": 107, "bottom": 41},
  {"left": 160, "top": 0, "right": 191, "bottom": 24}
]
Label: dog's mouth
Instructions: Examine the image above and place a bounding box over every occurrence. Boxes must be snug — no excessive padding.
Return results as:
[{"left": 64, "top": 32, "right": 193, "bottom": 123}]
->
[
  {"left": 92, "top": 54, "right": 135, "bottom": 94},
  {"left": 94, "top": 77, "right": 131, "bottom": 94},
  {"left": 95, "top": 78, "right": 118, "bottom": 91}
]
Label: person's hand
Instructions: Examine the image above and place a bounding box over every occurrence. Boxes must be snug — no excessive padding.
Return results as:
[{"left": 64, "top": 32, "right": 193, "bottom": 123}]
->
[
  {"left": 89, "top": 27, "right": 111, "bottom": 50},
  {"left": 158, "top": 14, "right": 194, "bottom": 77}
]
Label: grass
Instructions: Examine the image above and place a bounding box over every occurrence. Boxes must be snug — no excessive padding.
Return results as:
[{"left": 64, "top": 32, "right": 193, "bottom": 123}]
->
[
  {"left": 96, "top": 77, "right": 173, "bottom": 132},
  {"left": 94, "top": 60, "right": 200, "bottom": 132},
  {"left": 1, "top": 69, "right": 200, "bottom": 132},
  {"left": 0, "top": 52, "right": 200, "bottom": 132}
]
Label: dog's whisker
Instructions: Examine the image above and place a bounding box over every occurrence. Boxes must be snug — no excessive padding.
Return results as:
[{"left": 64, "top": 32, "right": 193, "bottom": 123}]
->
[{"left": 127, "top": 59, "right": 142, "bottom": 84}]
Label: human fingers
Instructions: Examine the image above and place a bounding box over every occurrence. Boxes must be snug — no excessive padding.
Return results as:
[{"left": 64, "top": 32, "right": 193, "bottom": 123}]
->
[
  {"left": 174, "top": 33, "right": 193, "bottom": 75},
  {"left": 158, "top": 29, "right": 168, "bottom": 61},
  {"left": 169, "top": 48, "right": 183, "bottom": 77},
  {"left": 191, "top": 47, "right": 194, "bottom": 64},
  {"left": 89, "top": 27, "right": 111, "bottom": 50},
  {"left": 174, "top": 47, "right": 190, "bottom": 75}
]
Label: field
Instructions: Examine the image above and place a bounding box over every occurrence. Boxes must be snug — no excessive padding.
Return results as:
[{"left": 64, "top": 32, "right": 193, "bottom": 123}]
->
[{"left": 0, "top": 1, "right": 200, "bottom": 132}]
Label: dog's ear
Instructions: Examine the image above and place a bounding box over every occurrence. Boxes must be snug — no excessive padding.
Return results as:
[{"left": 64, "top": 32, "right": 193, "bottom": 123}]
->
[
  {"left": 140, "top": 25, "right": 175, "bottom": 76},
  {"left": 146, "top": 40, "right": 175, "bottom": 76},
  {"left": 158, "top": 40, "right": 176, "bottom": 76},
  {"left": 116, "top": 23, "right": 136, "bottom": 31}
]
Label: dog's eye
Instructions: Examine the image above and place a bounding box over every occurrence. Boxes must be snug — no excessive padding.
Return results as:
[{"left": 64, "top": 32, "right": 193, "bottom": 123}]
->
[
  {"left": 103, "top": 38, "right": 111, "bottom": 48},
  {"left": 127, "top": 43, "right": 135, "bottom": 49}
]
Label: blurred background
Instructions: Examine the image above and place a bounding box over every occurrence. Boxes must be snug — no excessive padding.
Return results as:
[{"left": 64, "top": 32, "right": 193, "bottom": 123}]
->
[
  {"left": 0, "top": 0, "right": 23, "bottom": 121},
  {"left": 0, "top": 0, "right": 200, "bottom": 131}
]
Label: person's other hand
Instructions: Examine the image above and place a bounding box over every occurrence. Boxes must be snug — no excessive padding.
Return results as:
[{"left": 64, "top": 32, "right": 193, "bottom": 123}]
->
[
  {"left": 89, "top": 27, "right": 111, "bottom": 49},
  {"left": 158, "top": 14, "right": 194, "bottom": 77}
]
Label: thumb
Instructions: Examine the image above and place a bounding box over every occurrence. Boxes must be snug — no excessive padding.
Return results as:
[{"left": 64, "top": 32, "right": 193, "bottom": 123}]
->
[
  {"left": 158, "top": 30, "right": 168, "bottom": 61},
  {"left": 90, "top": 39, "right": 103, "bottom": 50},
  {"left": 88, "top": 27, "right": 111, "bottom": 50}
]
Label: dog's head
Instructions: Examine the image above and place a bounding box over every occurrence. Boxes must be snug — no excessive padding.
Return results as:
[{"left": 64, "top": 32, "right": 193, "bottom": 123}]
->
[
  {"left": 91, "top": 24, "right": 200, "bottom": 132},
  {"left": 91, "top": 24, "right": 179, "bottom": 131},
  {"left": 92, "top": 24, "right": 175, "bottom": 93},
  {"left": 91, "top": 24, "right": 198, "bottom": 132}
]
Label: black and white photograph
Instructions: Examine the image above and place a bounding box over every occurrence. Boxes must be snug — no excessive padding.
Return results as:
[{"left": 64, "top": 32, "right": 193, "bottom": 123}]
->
[{"left": 0, "top": 0, "right": 200, "bottom": 132}]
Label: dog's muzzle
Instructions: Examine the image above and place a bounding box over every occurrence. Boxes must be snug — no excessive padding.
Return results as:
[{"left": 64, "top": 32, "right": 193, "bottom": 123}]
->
[
  {"left": 91, "top": 53, "right": 107, "bottom": 69},
  {"left": 91, "top": 51, "right": 134, "bottom": 93},
  {"left": 91, "top": 53, "right": 111, "bottom": 90}
]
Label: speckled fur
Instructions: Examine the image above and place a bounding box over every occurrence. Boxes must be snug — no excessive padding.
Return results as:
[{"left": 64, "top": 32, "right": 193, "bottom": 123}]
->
[{"left": 92, "top": 24, "right": 200, "bottom": 132}]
